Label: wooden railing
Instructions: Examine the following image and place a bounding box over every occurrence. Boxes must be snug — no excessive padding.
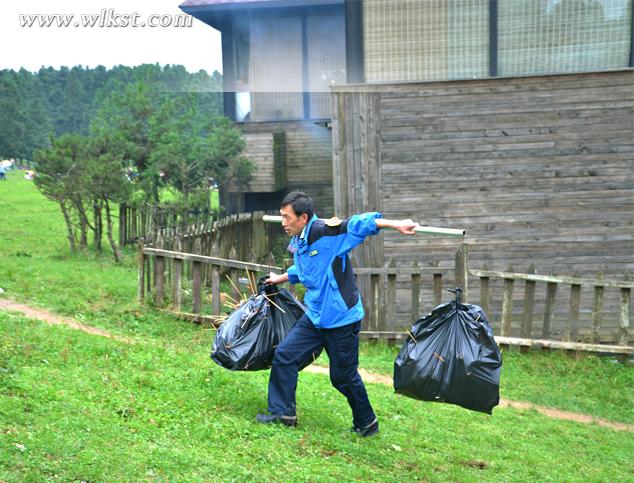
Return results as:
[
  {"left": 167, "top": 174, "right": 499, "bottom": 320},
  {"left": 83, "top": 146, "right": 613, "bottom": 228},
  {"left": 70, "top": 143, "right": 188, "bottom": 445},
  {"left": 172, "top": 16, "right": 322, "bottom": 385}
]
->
[
  {"left": 139, "top": 240, "right": 633, "bottom": 356},
  {"left": 119, "top": 203, "right": 215, "bottom": 247},
  {"left": 470, "top": 267, "right": 632, "bottom": 350},
  {"left": 352, "top": 243, "right": 468, "bottom": 342},
  {"left": 138, "top": 246, "right": 280, "bottom": 323}
]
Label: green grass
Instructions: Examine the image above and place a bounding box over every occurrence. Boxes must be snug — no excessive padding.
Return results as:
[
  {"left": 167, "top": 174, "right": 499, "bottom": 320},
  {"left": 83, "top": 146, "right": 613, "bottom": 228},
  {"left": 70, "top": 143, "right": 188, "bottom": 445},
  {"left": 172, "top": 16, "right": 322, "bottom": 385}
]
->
[
  {"left": 349, "top": 342, "right": 634, "bottom": 425},
  {"left": 1, "top": 312, "right": 633, "bottom": 482},
  {"left": 1, "top": 171, "right": 634, "bottom": 481}
]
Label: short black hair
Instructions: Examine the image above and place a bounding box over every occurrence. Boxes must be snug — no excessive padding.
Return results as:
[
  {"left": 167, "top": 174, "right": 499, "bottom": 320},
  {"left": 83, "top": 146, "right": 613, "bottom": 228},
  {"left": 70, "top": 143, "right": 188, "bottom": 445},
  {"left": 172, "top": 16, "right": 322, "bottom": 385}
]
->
[{"left": 281, "top": 191, "right": 314, "bottom": 219}]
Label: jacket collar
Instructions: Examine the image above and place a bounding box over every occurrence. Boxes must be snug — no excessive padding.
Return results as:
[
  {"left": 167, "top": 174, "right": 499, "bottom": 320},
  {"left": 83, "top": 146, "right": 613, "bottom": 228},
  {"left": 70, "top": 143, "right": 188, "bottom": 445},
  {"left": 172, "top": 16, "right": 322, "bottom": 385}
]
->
[{"left": 294, "top": 214, "right": 318, "bottom": 253}]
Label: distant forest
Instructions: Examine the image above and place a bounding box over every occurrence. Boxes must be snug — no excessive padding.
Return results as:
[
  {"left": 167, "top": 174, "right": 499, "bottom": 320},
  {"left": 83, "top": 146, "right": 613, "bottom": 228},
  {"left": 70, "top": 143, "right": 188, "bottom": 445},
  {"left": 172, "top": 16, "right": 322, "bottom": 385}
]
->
[{"left": 0, "top": 64, "right": 223, "bottom": 161}]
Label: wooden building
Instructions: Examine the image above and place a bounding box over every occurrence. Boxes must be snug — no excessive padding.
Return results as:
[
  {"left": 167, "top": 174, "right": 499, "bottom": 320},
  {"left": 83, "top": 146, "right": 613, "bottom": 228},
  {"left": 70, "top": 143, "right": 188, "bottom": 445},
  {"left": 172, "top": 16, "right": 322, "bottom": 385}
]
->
[
  {"left": 180, "top": 0, "right": 634, "bottom": 340},
  {"left": 179, "top": 0, "right": 358, "bottom": 214}
]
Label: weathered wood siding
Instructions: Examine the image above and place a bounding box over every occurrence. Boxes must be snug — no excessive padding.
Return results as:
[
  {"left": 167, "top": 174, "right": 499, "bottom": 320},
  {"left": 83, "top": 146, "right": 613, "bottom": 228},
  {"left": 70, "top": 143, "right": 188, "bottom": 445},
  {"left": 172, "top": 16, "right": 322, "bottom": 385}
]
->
[
  {"left": 241, "top": 132, "right": 286, "bottom": 193},
  {"left": 332, "top": 70, "right": 634, "bottom": 339},
  {"left": 285, "top": 123, "right": 334, "bottom": 214},
  {"left": 226, "top": 121, "right": 334, "bottom": 214}
]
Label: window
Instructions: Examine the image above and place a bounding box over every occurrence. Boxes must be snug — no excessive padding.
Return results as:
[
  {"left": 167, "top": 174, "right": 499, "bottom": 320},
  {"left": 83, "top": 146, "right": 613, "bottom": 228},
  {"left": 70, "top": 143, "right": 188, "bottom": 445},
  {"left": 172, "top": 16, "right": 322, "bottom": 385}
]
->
[
  {"left": 362, "top": 0, "right": 632, "bottom": 82},
  {"left": 250, "top": 12, "right": 304, "bottom": 121},
  {"left": 230, "top": 6, "right": 346, "bottom": 122},
  {"left": 364, "top": 0, "right": 490, "bottom": 82},
  {"left": 499, "top": 0, "right": 633, "bottom": 76},
  {"left": 307, "top": 10, "right": 347, "bottom": 118}
]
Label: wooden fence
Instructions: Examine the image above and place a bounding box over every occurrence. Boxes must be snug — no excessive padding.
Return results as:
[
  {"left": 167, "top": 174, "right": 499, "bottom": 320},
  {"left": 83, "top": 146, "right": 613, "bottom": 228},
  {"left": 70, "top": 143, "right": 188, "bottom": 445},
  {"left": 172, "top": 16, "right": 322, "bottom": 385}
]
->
[
  {"left": 139, "top": 235, "right": 633, "bottom": 356},
  {"left": 118, "top": 203, "right": 216, "bottom": 247},
  {"left": 355, "top": 253, "right": 632, "bottom": 356},
  {"left": 129, "top": 210, "right": 285, "bottom": 268},
  {"left": 471, "top": 267, "right": 632, "bottom": 346},
  {"left": 138, "top": 246, "right": 281, "bottom": 324}
]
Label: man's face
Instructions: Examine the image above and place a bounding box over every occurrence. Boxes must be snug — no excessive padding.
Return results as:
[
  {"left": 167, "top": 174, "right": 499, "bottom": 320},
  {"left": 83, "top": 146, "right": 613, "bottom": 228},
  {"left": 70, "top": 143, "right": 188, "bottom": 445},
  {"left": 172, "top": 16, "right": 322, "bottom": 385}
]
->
[{"left": 280, "top": 204, "right": 308, "bottom": 236}]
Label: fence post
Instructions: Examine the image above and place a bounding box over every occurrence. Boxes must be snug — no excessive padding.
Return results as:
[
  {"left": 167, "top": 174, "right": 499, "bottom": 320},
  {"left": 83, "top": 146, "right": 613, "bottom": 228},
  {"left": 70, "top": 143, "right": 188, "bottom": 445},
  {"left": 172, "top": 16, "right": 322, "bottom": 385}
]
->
[
  {"left": 211, "top": 240, "right": 221, "bottom": 315},
  {"left": 253, "top": 212, "right": 266, "bottom": 262},
  {"left": 568, "top": 270, "right": 581, "bottom": 342},
  {"left": 378, "top": 270, "right": 387, "bottom": 335},
  {"left": 619, "top": 273, "right": 631, "bottom": 346},
  {"left": 455, "top": 242, "right": 469, "bottom": 302},
  {"left": 192, "top": 239, "right": 203, "bottom": 314},
  {"left": 521, "top": 263, "right": 536, "bottom": 339},
  {"left": 501, "top": 264, "right": 514, "bottom": 337},
  {"left": 227, "top": 246, "right": 240, "bottom": 301},
  {"left": 411, "top": 261, "right": 421, "bottom": 321},
  {"left": 119, "top": 204, "right": 127, "bottom": 247},
  {"left": 145, "top": 250, "right": 151, "bottom": 294},
  {"left": 480, "top": 263, "right": 490, "bottom": 317},
  {"left": 154, "top": 233, "right": 165, "bottom": 307},
  {"left": 543, "top": 272, "right": 558, "bottom": 340},
  {"left": 591, "top": 270, "right": 604, "bottom": 343},
  {"left": 164, "top": 230, "right": 173, "bottom": 289},
  {"left": 131, "top": 207, "right": 137, "bottom": 241},
  {"left": 140, "top": 209, "right": 147, "bottom": 242},
  {"left": 246, "top": 248, "right": 259, "bottom": 295},
  {"left": 385, "top": 258, "right": 396, "bottom": 332},
  {"left": 267, "top": 252, "right": 277, "bottom": 270},
  {"left": 137, "top": 240, "right": 145, "bottom": 303},
  {"left": 283, "top": 258, "right": 295, "bottom": 296},
  {"left": 172, "top": 237, "right": 183, "bottom": 312},
  {"left": 370, "top": 273, "right": 380, "bottom": 333},
  {"left": 433, "top": 271, "right": 443, "bottom": 307},
  {"left": 155, "top": 255, "right": 165, "bottom": 307}
]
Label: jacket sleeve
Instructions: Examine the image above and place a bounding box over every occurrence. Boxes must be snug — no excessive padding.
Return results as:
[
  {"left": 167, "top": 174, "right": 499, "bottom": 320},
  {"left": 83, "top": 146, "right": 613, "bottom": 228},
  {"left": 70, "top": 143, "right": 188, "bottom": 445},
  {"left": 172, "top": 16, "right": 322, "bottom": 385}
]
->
[
  {"left": 286, "top": 264, "right": 300, "bottom": 284},
  {"left": 335, "top": 212, "right": 382, "bottom": 256}
]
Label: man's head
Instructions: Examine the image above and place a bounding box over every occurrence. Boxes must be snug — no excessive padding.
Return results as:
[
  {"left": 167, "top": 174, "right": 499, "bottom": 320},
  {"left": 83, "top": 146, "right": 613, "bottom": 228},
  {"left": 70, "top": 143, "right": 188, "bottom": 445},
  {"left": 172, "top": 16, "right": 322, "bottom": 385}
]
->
[{"left": 280, "top": 191, "right": 314, "bottom": 236}]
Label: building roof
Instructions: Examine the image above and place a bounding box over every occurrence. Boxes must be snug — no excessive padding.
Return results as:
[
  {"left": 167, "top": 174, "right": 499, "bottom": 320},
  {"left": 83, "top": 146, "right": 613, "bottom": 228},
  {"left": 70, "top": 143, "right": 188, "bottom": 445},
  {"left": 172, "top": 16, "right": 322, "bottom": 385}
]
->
[
  {"left": 180, "top": 0, "right": 275, "bottom": 6},
  {"left": 179, "top": 0, "right": 341, "bottom": 8},
  {"left": 179, "top": 0, "right": 343, "bottom": 29}
]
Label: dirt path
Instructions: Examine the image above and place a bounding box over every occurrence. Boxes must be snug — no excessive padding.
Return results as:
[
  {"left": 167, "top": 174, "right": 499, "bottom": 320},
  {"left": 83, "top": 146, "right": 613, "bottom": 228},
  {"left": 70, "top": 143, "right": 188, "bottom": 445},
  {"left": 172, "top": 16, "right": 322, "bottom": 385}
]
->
[
  {"left": 0, "top": 298, "right": 135, "bottom": 344},
  {"left": 2, "top": 297, "right": 632, "bottom": 433}
]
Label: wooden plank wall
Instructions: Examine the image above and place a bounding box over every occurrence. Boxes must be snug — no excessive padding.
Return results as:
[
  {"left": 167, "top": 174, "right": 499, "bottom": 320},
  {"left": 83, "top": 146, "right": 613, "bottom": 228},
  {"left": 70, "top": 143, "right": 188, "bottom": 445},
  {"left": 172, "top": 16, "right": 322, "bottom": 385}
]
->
[
  {"left": 331, "top": 69, "right": 634, "bottom": 339},
  {"left": 241, "top": 132, "right": 285, "bottom": 193},
  {"left": 240, "top": 121, "right": 334, "bottom": 215},
  {"left": 285, "top": 123, "right": 334, "bottom": 215}
]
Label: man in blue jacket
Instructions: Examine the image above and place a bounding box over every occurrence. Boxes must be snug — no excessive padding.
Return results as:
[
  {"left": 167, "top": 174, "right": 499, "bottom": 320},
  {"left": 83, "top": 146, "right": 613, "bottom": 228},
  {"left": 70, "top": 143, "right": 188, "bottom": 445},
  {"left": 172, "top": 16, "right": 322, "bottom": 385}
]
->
[{"left": 257, "top": 192, "right": 418, "bottom": 437}]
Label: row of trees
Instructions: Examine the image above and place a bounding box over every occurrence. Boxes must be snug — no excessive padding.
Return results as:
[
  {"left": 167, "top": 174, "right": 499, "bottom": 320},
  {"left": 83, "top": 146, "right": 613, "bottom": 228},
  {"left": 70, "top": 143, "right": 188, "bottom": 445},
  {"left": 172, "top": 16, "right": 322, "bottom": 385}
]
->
[
  {"left": 25, "top": 65, "right": 252, "bottom": 261},
  {"left": 0, "top": 64, "right": 223, "bottom": 161}
]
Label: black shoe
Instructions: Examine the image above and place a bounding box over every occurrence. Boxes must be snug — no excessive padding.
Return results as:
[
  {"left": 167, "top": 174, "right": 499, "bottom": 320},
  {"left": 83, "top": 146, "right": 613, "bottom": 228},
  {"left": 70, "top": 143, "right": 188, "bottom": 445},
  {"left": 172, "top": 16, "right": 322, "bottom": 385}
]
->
[
  {"left": 350, "top": 418, "right": 379, "bottom": 437},
  {"left": 256, "top": 413, "right": 297, "bottom": 427}
]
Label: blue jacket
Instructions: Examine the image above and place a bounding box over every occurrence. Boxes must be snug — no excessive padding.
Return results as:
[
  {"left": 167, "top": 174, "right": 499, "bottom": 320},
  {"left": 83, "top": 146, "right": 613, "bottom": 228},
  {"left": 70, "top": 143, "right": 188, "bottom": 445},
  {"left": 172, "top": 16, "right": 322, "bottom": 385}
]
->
[{"left": 286, "top": 212, "right": 382, "bottom": 328}]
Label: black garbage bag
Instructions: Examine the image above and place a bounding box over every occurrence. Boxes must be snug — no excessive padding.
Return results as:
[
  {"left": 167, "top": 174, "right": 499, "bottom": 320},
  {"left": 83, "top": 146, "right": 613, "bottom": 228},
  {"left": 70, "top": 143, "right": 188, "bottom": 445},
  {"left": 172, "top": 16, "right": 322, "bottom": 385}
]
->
[
  {"left": 211, "top": 278, "right": 319, "bottom": 371},
  {"left": 394, "top": 288, "right": 502, "bottom": 414}
]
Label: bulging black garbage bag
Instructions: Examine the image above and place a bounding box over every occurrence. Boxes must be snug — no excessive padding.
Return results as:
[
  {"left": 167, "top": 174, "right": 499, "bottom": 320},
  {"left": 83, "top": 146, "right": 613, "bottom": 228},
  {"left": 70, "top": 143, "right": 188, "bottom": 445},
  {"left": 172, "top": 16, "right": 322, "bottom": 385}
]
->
[
  {"left": 394, "top": 288, "right": 502, "bottom": 414},
  {"left": 211, "top": 279, "right": 318, "bottom": 371}
]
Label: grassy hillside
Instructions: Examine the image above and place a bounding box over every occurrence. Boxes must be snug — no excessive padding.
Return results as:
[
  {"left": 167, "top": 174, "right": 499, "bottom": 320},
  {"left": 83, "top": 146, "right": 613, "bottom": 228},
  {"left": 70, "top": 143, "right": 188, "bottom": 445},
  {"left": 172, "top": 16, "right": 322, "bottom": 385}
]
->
[{"left": 1, "top": 171, "right": 633, "bottom": 481}]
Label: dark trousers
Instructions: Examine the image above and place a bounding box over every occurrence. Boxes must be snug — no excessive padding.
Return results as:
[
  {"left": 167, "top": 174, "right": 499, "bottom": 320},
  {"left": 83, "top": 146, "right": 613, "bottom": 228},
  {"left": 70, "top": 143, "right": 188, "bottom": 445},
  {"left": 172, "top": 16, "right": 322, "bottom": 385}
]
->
[{"left": 267, "top": 314, "right": 376, "bottom": 428}]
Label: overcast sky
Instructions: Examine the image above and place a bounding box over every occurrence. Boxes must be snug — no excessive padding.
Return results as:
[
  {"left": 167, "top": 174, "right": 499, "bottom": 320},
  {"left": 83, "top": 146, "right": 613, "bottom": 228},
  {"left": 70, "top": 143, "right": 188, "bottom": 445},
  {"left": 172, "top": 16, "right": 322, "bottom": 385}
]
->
[{"left": 1, "top": 0, "right": 223, "bottom": 74}]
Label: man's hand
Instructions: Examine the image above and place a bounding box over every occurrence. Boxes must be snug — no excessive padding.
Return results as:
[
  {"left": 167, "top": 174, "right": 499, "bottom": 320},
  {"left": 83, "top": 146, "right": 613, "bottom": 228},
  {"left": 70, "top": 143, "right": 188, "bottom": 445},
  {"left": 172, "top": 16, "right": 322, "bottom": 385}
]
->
[
  {"left": 376, "top": 218, "right": 420, "bottom": 235},
  {"left": 265, "top": 272, "right": 289, "bottom": 285}
]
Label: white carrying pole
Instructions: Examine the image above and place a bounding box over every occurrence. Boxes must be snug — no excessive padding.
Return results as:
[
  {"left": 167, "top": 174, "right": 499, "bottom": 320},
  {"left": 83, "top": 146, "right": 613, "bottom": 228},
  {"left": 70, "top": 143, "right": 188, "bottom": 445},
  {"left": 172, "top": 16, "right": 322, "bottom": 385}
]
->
[{"left": 262, "top": 215, "right": 465, "bottom": 237}]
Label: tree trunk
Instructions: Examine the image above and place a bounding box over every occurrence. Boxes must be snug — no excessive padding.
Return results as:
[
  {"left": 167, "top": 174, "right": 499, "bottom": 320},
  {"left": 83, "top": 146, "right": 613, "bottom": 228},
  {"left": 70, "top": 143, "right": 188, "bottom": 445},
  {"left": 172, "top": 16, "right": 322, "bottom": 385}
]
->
[
  {"left": 152, "top": 181, "right": 160, "bottom": 204},
  {"left": 60, "top": 200, "right": 77, "bottom": 252},
  {"left": 93, "top": 199, "right": 103, "bottom": 252},
  {"left": 104, "top": 200, "right": 122, "bottom": 263},
  {"left": 74, "top": 197, "right": 91, "bottom": 251}
]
